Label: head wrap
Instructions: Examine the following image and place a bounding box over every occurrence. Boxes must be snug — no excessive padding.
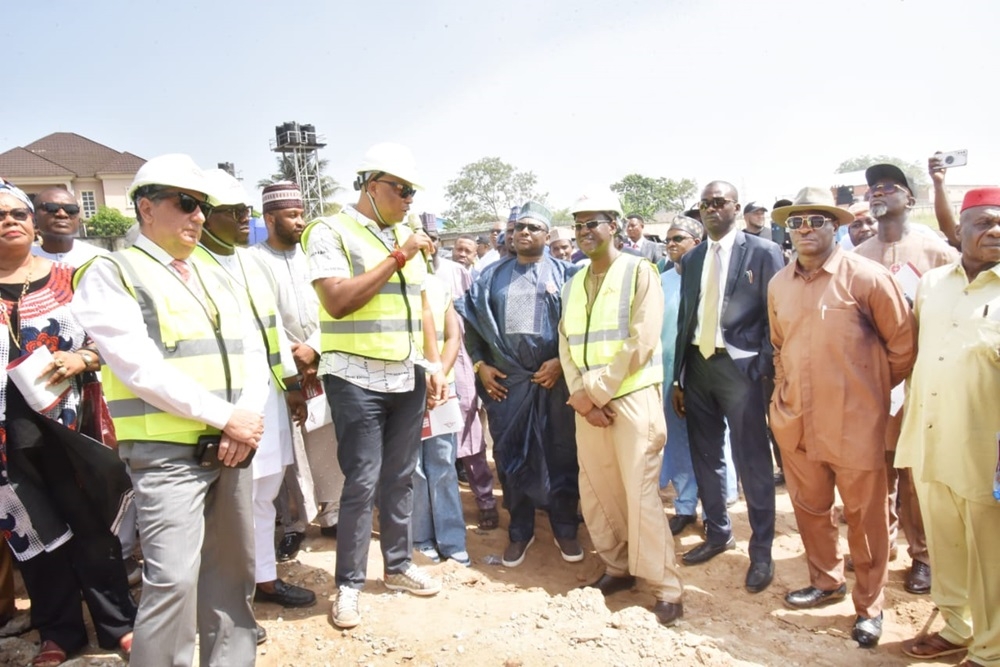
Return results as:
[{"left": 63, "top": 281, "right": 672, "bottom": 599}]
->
[
  {"left": 507, "top": 206, "right": 521, "bottom": 223},
  {"left": 262, "top": 181, "right": 303, "bottom": 213},
  {"left": 961, "top": 187, "right": 1000, "bottom": 212},
  {"left": 517, "top": 201, "right": 552, "bottom": 228},
  {"left": 669, "top": 216, "right": 704, "bottom": 239},
  {"left": 0, "top": 178, "right": 34, "bottom": 212}
]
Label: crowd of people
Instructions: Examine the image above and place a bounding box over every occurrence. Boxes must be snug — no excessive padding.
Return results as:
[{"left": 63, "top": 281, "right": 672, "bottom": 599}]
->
[{"left": 0, "top": 144, "right": 996, "bottom": 667}]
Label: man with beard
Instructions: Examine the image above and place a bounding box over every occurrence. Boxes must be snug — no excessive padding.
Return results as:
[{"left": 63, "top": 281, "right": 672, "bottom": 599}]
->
[
  {"left": 31, "top": 187, "right": 109, "bottom": 267},
  {"left": 852, "top": 164, "right": 959, "bottom": 596},
  {"left": 457, "top": 201, "right": 582, "bottom": 568},
  {"left": 560, "top": 190, "right": 683, "bottom": 626},
  {"left": 196, "top": 172, "right": 316, "bottom": 621},
  {"left": 742, "top": 202, "right": 772, "bottom": 241},
  {"left": 769, "top": 187, "right": 916, "bottom": 649},
  {"left": 897, "top": 188, "right": 1000, "bottom": 667},
  {"left": 251, "top": 183, "right": 345, "bottom": 560},
  {"left": 671, "top": 181, "right": 784, "bottom": 593}
]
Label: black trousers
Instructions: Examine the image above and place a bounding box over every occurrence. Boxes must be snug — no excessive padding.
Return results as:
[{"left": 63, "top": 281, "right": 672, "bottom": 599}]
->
[
  {"left": 683, "top": 347, "right": 776, "bottom": 564},
  {"left": 10, "top": 444, "right": 136, "bottom": 651}
]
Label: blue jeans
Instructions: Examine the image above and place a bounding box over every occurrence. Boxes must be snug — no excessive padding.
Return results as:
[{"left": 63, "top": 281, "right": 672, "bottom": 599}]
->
[{"left": 412, "top": 433, "right": 467, "bottom": 558}]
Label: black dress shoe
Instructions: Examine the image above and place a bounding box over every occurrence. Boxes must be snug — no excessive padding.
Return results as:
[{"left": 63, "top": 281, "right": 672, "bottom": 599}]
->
[
  {"left": 745, "top": 560, "right": 774, "bottom": 593},
  {"left": 276, "top": 531, "right": 305, "bottom": 562},
  {"left": 852, "top": 612, "right": 883, "bottom": 648},
  {"left": 652, "top": 601, "right": 683, "bottom": 626},
  {"left": 584, "top": 573, "right": 636, "bottom": 596},
  {"left": 784, "top": 583, "right": 848, "bottom": 609},
  {"left": 669, "top": 514, "right": 697, "bottom": 536},
  {"left": 904, "top": 561, "right": 931, "bottom": 595},
  {"left": 319, "top": 525, "right": 338, "bottom": 538},
  {"left": 256, "top": 623, "right": 267, "bottom": 645},
  {"left": 682, "top": 537, "right": 736, "bottom": 565},
  {"left": 254, "top": 579, "right": 317, "bottom": 608}
]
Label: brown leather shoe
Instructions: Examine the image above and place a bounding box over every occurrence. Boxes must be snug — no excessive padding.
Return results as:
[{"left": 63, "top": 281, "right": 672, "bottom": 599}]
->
[
  {"left": 904, "top": 561, "right": 931, "bottom": 595},
  {"left": 652, "top": 601, "right": 683, "bottom": 626}
]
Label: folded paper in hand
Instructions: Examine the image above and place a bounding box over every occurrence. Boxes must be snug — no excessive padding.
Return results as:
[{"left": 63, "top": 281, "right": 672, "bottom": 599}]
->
[{"left": 7, "top": 346, "right": 71, "bottom": 413}]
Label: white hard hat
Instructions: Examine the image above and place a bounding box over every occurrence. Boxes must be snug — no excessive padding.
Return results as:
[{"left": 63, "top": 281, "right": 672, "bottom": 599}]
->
[
  {"left": 355, "top": 142, "right": 423, "bottom": 190},
  {"left": 128, "top": 154, "right": 215, "bottom": 203},
  {"left": 202, "top": 169, "right": 249, "bottom": 207},
  {"left": 568, "top": 190, "right": 624, "bottom": 218}
]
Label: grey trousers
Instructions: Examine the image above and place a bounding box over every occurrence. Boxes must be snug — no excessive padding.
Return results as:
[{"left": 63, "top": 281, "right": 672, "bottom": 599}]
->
[{"left": 120, "top": 441, "right": 256, "bottom": 667}]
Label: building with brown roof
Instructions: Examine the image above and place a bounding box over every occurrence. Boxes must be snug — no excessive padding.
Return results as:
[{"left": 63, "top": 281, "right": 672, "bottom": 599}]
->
[{"left": 0, "top": 133, "right": 146, "bottom": 218}]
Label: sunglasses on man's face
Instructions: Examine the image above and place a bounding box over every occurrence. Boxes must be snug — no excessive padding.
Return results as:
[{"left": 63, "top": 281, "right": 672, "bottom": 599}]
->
[
  {"left": 0, "top": 208, "right": 31, "bottom": 222},
  {"left": 786, "top": 215, "right": 833, "bottom": 230},
  {"left": 865, "top": 182, "right": 909, "bottom": 199},
  {"left": 38, "top": 202, "right": 81, "bottom": 216},
  {"left": 375, "top": 179, "right": 417, "bottom": 199},
  {"left": 151, "top": 191, "right": 213, "bottom": 217},
  {"left": 666, "top": 234, "right": 694, "bottom": 244},
  {"left": 214, "top": 205, "right": 251, "bottom": 222},
  {"left": 572, "top": 219, "right": 611, "bottom": 232},
  {"left": 699, "top": 197, "right": 735, "bottom": 210},
  {"left": 514, "top": 222, "right": 546, "bottom": 233}
]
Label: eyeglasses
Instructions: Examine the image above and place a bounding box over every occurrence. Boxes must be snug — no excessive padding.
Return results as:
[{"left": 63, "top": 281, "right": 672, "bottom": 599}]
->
[
  {"left": 38, "top": 202, "right": 81, "bottom": 215},
  {"left": 786, "top": 215, "right": 833, "bottom": 230},
  {"left": 150, "top": 191, "right": 213, "bottom": 217},
  {"left": 865, "top": 183, "right": 909, "bottom": 199},
  {"left": 214, "top": 205, "right": 251, "bottom": 222},
  {"left": 375, "top": 179, "right": 417, "bottom": 199},
  {"left": 0, "top": 208, "right": 31, "bottom": 222},
  {"left": 572, "top": 219, "right": 611, "bottom": 231},
  {"left": 514, "top": 222, "right": 546, "bottom": 233},
  {"left": 699, "top": 197, "right": 735, "bottom": 210},
  {"left": 666, "top": 234, "right": 694, "bottom": 244}
]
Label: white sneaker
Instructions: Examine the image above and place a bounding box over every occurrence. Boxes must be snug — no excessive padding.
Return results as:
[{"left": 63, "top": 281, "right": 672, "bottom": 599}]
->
[
  {"left": 331, "top": 586, "right": 361, "bottom": 629},
  {"left": 384, "top": 564, "right": 442, "bottom": 596}
]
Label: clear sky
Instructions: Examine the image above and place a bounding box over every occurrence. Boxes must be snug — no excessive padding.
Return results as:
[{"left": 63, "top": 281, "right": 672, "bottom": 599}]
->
[{"left": 5, "top": 0, "right": 998, "bottom": 218}]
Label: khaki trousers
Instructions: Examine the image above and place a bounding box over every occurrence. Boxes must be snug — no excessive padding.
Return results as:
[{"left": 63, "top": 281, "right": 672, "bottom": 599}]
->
[
  {"left": 915, "top": 480, "right": 1000, "bottom": 667},
  {"left": 782, "top": 445, "right": 889, "bottom": 618},
  {"left": 576, "top": 385, "right": 682, "bottom": 603}
]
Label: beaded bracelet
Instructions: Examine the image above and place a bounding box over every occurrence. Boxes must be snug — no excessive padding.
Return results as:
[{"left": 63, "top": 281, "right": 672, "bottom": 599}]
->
[{"left": 390, "top": 249, "right": 407, "bottom": 269}]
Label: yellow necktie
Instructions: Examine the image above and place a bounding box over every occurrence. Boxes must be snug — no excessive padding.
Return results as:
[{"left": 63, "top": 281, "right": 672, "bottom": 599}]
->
[{"left": 699, "top": 244, "right": 721, "bottom": 359}]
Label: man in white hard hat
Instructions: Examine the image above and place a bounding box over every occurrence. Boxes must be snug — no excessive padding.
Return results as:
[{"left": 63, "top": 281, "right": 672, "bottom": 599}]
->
[
  {"left": 72, "top": 154, "right": 268, "bottom": 666},
  {"left": 195, "top": 171, "right": 316, "bottom": 627},
  {"left": 301, "top": 142, "right": 447, "bottom": 629},
  {"left": 559, "top": 190, "right": 684, "bottom": 626}
]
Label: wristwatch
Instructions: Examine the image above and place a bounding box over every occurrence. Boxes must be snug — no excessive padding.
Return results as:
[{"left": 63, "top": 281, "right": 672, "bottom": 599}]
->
[
  {"left": 424, "top": 361, "right": 443, "bottom": 375},
  {"left": 79, "top": 349, "right": 97, "bottom": 369},
  {"left": 473, "top": 361, "right": 483, "bottom": 374}
]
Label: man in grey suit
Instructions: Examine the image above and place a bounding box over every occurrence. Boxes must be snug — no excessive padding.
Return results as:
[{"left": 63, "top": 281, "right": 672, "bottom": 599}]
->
[
  {"left": 625, "top": 214, "right": 663, "bottom": 263},
  {"left": 671, "top": 181, "right": 784, "bottom": 594}
]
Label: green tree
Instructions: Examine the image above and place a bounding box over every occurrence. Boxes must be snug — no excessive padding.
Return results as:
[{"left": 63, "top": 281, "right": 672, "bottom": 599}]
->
[
  {"left": 835, "top": 155, "right": 928, "bottom": 191},
  {"left": 444, "top": 157, "right": 545, "bottom": 229},
  {"left": 610, "top": 174, "right": 698, "bottom": 219},
  {"left": 257, "top": 154, "right": 341, "bottom": 219},
  {"left": 83, "top": 206, "right": 135, "bottom": 237}
]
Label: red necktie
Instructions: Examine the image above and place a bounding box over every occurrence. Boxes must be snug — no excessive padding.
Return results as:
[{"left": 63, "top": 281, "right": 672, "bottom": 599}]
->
[{"left": 170, "top": 259, "right": 191, "bottom": 283}]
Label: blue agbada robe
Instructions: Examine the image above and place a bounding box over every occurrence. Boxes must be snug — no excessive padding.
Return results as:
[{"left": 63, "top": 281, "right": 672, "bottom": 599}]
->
[{"left": 455, "top": 256, "right": 580, "bottom": 505}]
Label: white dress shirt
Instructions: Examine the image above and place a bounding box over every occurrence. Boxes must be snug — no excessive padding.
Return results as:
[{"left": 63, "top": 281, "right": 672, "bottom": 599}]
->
[
  {"left": 71, "top": 234, "right": 269, "bottom": 432},
  {"left": 693, "top": 226, "right": 738, "bottom": 349},
  {"left": 32, "top": 240, "right": 109, "bottom": 268}
]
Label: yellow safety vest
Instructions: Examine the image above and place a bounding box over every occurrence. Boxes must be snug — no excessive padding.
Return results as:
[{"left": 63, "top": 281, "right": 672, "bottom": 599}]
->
[
  {"left": 424, "top": 273, "right": 455, "bottom": 383},
  {"left": 564, "top": 254, "right": 662, "bottom": 399},
  {"left": 74, "top": 247, "right": 246, "bottom": 445},
  {"left": 192, "top": 245, "right": 286, "bottom": 390},
  {"left": 301, "top": 213, "right": 424, "bottom": 361}
]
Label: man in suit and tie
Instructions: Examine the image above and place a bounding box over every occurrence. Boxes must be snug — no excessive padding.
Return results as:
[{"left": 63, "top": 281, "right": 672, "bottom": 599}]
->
[
  {"left": 671, "top": 181, "right": 785, "bottom": 593},
  {"left": 625, "top": 214, "right": 663, "bottom": 263}
]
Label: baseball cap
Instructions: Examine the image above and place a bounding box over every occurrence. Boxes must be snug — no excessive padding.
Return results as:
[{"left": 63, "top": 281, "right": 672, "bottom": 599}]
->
[{"left": 865, "top": 163, "right": 915, "bottom": 195}]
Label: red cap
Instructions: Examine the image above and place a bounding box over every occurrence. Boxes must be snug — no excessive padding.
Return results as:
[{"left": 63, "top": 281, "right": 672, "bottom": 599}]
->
[{"left": 960, "top": 187, "right": 1000, "bottom": 212}]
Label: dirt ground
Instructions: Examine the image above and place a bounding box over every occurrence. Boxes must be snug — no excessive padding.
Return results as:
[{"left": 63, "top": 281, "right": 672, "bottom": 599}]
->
[{"left": 0, "top": 473, "right": 960, "bottom": 667}]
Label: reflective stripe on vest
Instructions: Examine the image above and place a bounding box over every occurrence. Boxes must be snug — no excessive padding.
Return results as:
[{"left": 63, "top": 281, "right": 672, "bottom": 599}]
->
[
  {"left": 193, "top": 246, "right": 286, "bottom": 390},
  {"left": 564, "top": 254, "right": 662, "bottom": 399},
  {"left": 74, "top": 248, "right": 246, "bottom": 445},
  {"left": 302, "top": 214, "right": 425, "bottom": 361}
]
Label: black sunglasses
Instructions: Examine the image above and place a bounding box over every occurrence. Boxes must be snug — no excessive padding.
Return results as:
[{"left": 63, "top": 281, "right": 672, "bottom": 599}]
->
[
  {"left": 572, "top": 219, "right": 611, "bottom": 231},
  {"left": 514, "top": 222, "right": 546, "bottom": 233},
  {"left": 666, "top": 234, "right": 694, "bottom": 244},
  {"left": 375, "top": 179, "right": 417, "bottom": 199},
  {"left": 38, "top": 202, "right": 81, "bottom": 215},
  {"left": 699, "top": 197, "right": 735, "bottom": 210},
  {"left": 786, "top": 215, "right": 833, "bottom": 230},
  {"left": 0, "top": 208, "right": 31, "bottom": 222},
  {"left": 151, "top": 191, "right": 213, "bottom": 217},
  {"left": 214, "top": 205, "right": 251, "bottom": 222}
]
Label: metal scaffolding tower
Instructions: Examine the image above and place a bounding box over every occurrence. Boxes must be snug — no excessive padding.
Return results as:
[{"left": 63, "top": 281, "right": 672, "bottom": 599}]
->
[{"left": 269, "top": 122, "right": 327, "bottom": 219}]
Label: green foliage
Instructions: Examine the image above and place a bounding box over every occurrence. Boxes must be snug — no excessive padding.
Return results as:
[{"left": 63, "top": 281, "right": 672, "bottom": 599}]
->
[
  {"left": 550, "top": 207, "right": 573, "bottom": 225},
  {"left": 444, "top": 157, "right": 545, "bottom": 229},
  {"left": 257, "top": 155, "right": 341, "bottom": 220},
  {"left": 835, "top": 155, "right": 929, "bottom": 191},
  {"left": 83, "top": 206, "right": 135, "bottom": 237},
  {"left": 610, "top": 174, "right": 698, "bottom": 219}
]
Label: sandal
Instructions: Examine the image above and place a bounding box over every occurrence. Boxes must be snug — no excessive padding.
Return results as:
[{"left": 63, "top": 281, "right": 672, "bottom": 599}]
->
[
  {"left": 32, "top": 640, "right": 67, "bottom": 667},
  {"left": 478, "top": 507, "right": 500, "bottom": 530},
  {"left": 119, "top": 632, "right": 133, "bottom": 657},
  {"left": 901, "top": 632, "right": 968, "bottom": 659}
]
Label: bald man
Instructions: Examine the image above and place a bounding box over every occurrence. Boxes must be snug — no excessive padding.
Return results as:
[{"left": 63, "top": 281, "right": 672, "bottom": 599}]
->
[{"left": 31, "top": 187, "right": 109, "bottom": 267}]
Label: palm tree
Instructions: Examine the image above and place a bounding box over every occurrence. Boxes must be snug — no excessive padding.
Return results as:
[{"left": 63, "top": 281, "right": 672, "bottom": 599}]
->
[{"left": 257, "top": 155, "right": 341, "bottom": 219}]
